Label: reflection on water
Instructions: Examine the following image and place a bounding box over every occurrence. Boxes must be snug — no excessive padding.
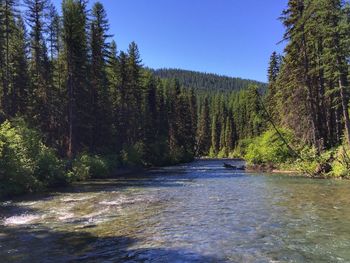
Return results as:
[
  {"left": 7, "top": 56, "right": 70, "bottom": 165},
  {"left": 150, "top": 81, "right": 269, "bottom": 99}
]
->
[{"left": 1, "top": 160, "right": 350, "bottom": 262}]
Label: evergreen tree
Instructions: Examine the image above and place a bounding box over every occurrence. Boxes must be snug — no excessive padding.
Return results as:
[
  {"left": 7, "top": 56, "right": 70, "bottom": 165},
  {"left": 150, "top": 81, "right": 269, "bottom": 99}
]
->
[
  {"left": 0, "top": 0, "right": 18, "bottom": 117},
  {"left": 106, "top": 40, "right": 120, "bottom": 150},
  {"left": 320, "top": 0, "right": 350, "bottom": 147},
  {"left": 24, "top": 0, "right": 52, "bottom": 141},
  {"left": 266, "top": 51, "right": 282, "bottom": 118},
  {"left": 211, "top": 114, "right": 219, "bottom": 155},
  {"left": 62, "top": 0, "right": 89, "bottom": 157},
  {"left": 197, "top": 97, "right": 211, "bottom": 155},
  {"left": 126, "top": 41, "right": 143, "bottom": 145},
  {"left": 225, "top": 116, "right": 235, "bottom": 152},
  {"left": 10, "top": 16, "right": 30, "bottom": 116},
  {"left": 188, "top": 88, "right": 197, "bottom": 152},
  {"left": 89, "top": 1, "right": 112, "bottom": 153},
  {"left": 141, "top": 72, "right": 158, "bottom": 164}
]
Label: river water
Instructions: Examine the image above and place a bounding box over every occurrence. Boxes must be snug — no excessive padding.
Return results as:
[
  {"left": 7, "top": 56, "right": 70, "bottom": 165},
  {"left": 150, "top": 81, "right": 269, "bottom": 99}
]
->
[{"left": 1, "top": 159, "right": 350, "bottom": 262}]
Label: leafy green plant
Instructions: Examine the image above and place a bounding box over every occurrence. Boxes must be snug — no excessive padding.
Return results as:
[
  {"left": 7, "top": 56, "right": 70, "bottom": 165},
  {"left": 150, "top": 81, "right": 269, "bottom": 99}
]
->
[
  {"left": 67, "top": 153, "right": 119, "bottom": 181},
  {"left": 244, "top": 128, "right": 295, "bottom": 165},
  {"left": 0, "top": 119, "right": 65, "bottom": 197},
  {"left": 330, "top": 145, "right": 350, "bottom": 178}
]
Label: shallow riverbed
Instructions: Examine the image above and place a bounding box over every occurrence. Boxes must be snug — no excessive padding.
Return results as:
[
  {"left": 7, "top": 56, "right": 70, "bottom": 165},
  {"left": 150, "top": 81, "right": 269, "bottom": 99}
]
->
[{"left": 1, "top": 159, "right": 350, "bottom": 262}]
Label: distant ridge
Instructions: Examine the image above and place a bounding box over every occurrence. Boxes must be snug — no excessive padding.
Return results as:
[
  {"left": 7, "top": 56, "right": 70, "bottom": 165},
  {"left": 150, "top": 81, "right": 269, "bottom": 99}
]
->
[{"left": 151, "top": 68, "right": 267, "bottom": 92}]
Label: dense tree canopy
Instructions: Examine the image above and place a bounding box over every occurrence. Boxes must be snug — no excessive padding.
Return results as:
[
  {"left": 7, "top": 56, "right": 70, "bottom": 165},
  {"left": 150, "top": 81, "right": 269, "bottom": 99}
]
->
[{"left": 268, "top": 0, "right": 350, "bottom": 153}]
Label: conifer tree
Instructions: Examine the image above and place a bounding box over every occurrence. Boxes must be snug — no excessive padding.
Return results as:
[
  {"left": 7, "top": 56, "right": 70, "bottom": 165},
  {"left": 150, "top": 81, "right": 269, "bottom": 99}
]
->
[
  {"left": 90, "top": 1, "right": 112, "bottom": 153},
  {"left": 266, "top": 51, "right": 282, "bottom": 118},
  {"left": 211, "top": 114, "right": 219, "bottom": 155},
  {"left": 10, "top": 16, "right": 30, "bottom": 116},
  {"left": 126, "top": 41, "right": 143, "bottom": 145},
  {"left": 24, "top": 0, "right": 53, "bottom": 141},
  {"left": 225, "top": 116, "right": 235, "bottom": 152},
  {"left": 62, "top": 0, "right": 89, "bottom": 157},
  {"left": 0, "top": 0, "right": 18, "bottom": 117},
  {"left": 197, "top": 97, "right": 211, "bottom": 156}
]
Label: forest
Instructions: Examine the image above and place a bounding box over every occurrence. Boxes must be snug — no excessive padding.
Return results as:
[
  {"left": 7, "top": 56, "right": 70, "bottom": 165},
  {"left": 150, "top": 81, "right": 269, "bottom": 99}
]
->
[
  {"left": 2, "top": 0, "right": 350, "bottom": 198},
  {"left": 152, "top": 68, "right": 267, "bottom": 93}
]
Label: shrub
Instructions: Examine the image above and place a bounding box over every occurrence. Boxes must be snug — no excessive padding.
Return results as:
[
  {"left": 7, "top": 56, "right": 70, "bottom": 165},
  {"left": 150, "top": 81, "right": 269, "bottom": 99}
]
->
[
  {"left": 121, "top": 142, "right": 144, "bottom": 167},
  {"left": 245, "top": 128, "right": 295, "bottom": 165},
  {"left": 330, "top": 146, "right": 350, "bottom": 178},
  {"left": 233, "top": 138, "right": 254, "bottom": 158},
  {"left": 35, "top": 147, "right": 66, "bottom": 187},
  {"left": 0, "top": 119, "right": 65, "bottom": 197},
  {"left": 141, "top": 139, "right": 171, "bottom": 167},
  {"left": 217, "top": 147, "right": 228, "bottom": 158},
  {"left": 67, "top": 153, "right": 119, "bottom": 181}
]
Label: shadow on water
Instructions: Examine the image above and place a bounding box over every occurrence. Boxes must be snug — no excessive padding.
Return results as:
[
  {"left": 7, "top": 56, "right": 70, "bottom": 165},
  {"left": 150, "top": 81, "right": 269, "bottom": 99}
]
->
[{"left": 0, "top": 225, "right": 226, "bottom": 263}]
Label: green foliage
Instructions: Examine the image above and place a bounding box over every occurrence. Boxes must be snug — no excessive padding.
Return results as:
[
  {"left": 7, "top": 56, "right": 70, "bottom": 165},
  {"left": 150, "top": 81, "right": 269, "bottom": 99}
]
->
[
  {"left": 35, "top": 147, "right": 66, "bottom": 187},
  {"left": 67, "top": 154, "right": 91, "bottom": 182},
  {"left": 330, "top": 146, "right": 350, "bottom": 178},
  {"left": 68, "top": 153, "right": 120, "bottom": 181},
  {"left": 294, "top": 147, "right": 324, "bottom": 175},
  {"left": 152, "top": 68, "right": 267, "bottom": 93},
  {"left": 0, "top": 119, "right": 65, "bottom": 197},
  {"left": 232, "top": 138, "right": 254, "bottom": 158},
  {"left": 208, "top": 146, "right": 216, "bottom": 158},
  {"left": 121, "top": 143, "right": 145, "bottom": 167},
  {"left": 294, "top": 147, "right": 334, "bottom": 176},
  {"left": 217, "top": 147, "right": 228, "bottom": 158},
  {"left": 245, "top": 129, "right": 295, "bottom": 165}
]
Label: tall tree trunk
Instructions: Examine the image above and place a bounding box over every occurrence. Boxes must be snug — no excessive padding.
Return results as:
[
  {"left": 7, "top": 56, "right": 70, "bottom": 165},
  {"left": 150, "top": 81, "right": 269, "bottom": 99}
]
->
[
  {"left": 339, "top": 73, "right": 350, "bottom": 147},
  {"left": 302, "top": 32, "right": 320, "bottom": 149}
]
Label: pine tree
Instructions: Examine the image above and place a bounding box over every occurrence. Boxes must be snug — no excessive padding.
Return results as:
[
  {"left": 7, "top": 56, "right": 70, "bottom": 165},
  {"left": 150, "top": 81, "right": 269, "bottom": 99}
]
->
[
  {"left": 106, "top": 40, "right": 120, "bottom": 150},
  {"left": 266, "top": 51, "right": 282, "bottom": 118},
  {"left": 24, "top": 0, "right": 52, "bottom": 140},
  {"left": 320, "top": 0, "right": 350, "bottom": 147},
  {"left": 126, "top": 41, "right": 143, "bottom": 145},
  {"left": 188, "top": 88, "right": 197, "bottom": 152},
  {"left": 225, "top": 116, "right": 235, "bottom": 152},
  {"left": 197, "top": 97, "right": 211, "bottom": 156},
  {"left": 10, "top": 16, "right": 30, "bottom": 116},
  {"left": 211, "top": 114, "right": 219, "bottom": 155},
  {"left": 0, "top": 0, "right": 18, "bottom": 117},
  {"left": 141, "top": 72, "right": 158, "bottom": 164},
  {"left": 89, "top": 1, "right": 112, "bottom": 153},
  {"left": 116, "top": 51, "right": 128, "bottom": 149},
  {"left": 62, "top": 0, "right": 89, "bottom": 157}
]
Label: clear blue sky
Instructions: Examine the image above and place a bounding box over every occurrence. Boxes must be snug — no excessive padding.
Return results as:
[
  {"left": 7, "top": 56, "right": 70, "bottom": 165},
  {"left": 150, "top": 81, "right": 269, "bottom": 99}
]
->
[{"left": 52, "top": 0, "right": 288, "bottom": 82}]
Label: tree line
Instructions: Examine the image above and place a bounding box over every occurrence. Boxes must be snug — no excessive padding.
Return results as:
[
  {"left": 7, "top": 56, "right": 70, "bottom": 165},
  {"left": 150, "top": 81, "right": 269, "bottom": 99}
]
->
[{"left": 153, "top": 68, "right": 267, "bottom": 94}]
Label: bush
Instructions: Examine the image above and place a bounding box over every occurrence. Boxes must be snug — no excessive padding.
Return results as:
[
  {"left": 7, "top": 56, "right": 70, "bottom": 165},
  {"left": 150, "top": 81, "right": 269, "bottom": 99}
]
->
[
  {"left": 0, "top": 119, "right": 65, "bottom": 197},
  {"left": 330, "top": 146, "right": 350, "bottom": 178},
  {"left": 217, "top": 147, "right": 228, "bottom": 158},
  {"left": 233, "top": 138, "right": 254, "bottom": 158},
  {"left": 121, "top": 143, "right": 144, "bottom": 167},
  {"left": 67, "top": 153, "right": 119, "bottom": 181},
  {"left": 245, "top": 128, "right": 295, "bottom": 165},
  {"left": 35, "top": 147, "right": 66, "bottom": 187},
  {"left": 168, "top": 145, "right": 193, "bottom": 164},
  {"left": 141, "top": 139, "right": 171, "bottom": 167}
]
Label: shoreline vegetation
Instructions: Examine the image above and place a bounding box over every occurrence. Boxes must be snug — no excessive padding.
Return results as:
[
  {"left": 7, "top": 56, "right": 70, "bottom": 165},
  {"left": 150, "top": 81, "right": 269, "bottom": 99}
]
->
[{"left": 3, "top": 0, "right": 350, "bottom": 199}]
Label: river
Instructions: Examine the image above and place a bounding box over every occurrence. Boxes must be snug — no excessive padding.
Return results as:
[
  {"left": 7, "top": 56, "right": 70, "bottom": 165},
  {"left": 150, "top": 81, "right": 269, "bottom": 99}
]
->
[{"left": 1, "top": 159, "right": 350, "bottom": 262}]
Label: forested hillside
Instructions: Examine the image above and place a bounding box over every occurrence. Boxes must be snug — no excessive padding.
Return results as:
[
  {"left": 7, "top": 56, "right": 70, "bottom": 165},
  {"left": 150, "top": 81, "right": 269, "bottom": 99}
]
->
[{"left": 152, "top": 69, "right": 267, "bottom": 93}]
